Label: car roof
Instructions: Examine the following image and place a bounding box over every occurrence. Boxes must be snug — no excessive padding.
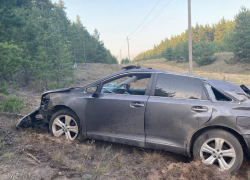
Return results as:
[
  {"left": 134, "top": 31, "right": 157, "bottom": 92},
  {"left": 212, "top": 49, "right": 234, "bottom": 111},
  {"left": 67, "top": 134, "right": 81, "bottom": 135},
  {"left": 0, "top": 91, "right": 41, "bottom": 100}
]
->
[
  {"left": 94, "top": 68, "right": 208, "bottom": 84},
  {"left": 120, "top": 68, "right": 208, "bottom": 80}
]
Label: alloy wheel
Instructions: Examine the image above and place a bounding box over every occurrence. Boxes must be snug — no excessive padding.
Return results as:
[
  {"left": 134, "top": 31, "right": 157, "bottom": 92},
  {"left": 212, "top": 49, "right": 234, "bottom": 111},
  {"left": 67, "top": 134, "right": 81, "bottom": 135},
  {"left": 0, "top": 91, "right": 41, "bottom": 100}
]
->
[
  {"left": 52, "top": 115, "right": 79, "bottom": 141},
  {"left": 200, "top": 138, "right": 236, "bottom": 171}
]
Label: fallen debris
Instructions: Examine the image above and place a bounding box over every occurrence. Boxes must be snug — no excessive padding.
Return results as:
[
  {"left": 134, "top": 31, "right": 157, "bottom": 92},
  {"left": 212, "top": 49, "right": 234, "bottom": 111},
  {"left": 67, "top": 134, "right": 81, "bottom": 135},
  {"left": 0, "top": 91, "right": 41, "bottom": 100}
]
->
[{"left": 24, "top": 151, "right": 41, "bottom": 164}]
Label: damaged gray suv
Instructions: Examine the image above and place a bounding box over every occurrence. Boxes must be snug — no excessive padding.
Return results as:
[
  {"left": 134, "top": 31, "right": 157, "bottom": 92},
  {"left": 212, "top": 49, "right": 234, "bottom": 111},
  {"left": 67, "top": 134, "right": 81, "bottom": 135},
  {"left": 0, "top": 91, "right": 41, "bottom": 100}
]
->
[{"left": 18, "top": 66, "right": 250, "bottom": 173}]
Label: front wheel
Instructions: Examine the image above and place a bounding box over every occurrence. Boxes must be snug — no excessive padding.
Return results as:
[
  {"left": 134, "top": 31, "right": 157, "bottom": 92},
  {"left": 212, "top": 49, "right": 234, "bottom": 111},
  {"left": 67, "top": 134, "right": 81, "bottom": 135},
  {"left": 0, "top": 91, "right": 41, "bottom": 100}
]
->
[
  {"left": 193, "top": 129, "right": 243, "bottom": 174},
  {"left": 49, "top": 109, "right": 80, "bottom": 141}
]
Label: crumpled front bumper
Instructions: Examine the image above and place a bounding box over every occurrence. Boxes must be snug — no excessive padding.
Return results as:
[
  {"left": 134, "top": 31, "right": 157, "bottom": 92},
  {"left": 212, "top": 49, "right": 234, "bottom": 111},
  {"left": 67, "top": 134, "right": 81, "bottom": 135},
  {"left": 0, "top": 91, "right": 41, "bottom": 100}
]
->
[{"left": 16, "top": 107, "right": 44, "bottom": 128}]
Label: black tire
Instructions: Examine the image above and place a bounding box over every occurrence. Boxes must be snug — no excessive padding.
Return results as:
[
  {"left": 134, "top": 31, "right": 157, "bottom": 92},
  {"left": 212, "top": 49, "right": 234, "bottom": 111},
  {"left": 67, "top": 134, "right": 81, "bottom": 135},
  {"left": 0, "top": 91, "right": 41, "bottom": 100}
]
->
[
  {"left": 193, "top": 129, "right": 243, "bottom": 174},
  {"left": 49, "top": 109, "right": 80, "bottom": 141}
]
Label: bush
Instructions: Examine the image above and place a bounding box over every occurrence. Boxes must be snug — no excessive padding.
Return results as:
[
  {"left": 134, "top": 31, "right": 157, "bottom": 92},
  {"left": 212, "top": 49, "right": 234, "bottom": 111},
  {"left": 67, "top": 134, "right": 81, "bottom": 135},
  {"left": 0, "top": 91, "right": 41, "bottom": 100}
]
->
[
  {"left": 194, "top": 42, "right": 216, "bottom": 66},
  {"left": 0, "top": 86, "right": 9, "bottom": 95},
  {"left": 121, "top": 58, "right": 130, "bottom": 64},
  {"left": 0, "top": 81, "right": 19, "bottom": 95},
  {"left": 195, "top": 56, "right": 216, "bottom": 66},
  {"left": 0, "top": 97, "right": 24, "bottom": 113}
]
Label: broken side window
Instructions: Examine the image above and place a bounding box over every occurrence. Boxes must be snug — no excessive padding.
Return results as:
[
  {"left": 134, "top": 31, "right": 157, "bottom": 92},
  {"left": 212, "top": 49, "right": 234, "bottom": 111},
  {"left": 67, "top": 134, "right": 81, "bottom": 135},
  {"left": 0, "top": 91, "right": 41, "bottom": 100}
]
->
[
  {"left": 101, "top": 74, "right": 151, "bottom": 96},
  {"left": 211, "top": 87, "right": 232, "bottom": 102}
]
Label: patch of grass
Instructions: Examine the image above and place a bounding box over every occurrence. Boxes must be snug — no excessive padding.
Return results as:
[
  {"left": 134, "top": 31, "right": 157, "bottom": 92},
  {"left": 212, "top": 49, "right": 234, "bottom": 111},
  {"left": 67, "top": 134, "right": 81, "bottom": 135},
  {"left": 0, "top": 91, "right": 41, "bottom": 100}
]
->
[
  {"left": 86, "top": 139, "right": 95, "bottom": 147},
  {"left": 0, "top": 152, "right": 15, "bottom": 160},
  {"left": 113, "top": 159, "right": 123, "bottom": 170},
  {"left": 94, "top": 162, "right": 110, "bottom": 175},
  {"left": 0, "top": 141, "right": 6, "bottom": 150},
  {"left": 113, "top": 151, "right": 124, "bottom": 170},
  {"left": 125, "top": 169, "right": 144, "bottom": 180},
  {"left": 77, "top": 166, "right": 84, "bottom": 173},
  {"left": 143, "top": 150, "right": 162, "bottom": 164},
  {"left": 0, "top": 81, "right": 19, "bottom": 95},
  {"left": 132, "top": 148, "right": 140, "bottom": 156},
  {"left": 0, "top": 86, "right": 9, "bottom": 95},
  {"left": 54, "top": 152, "right": 64, "bottom": 164},
  {"left": 93, "top": 146, "right": 113, "bottom": 175},
  {"left": 0, "top": 97, "right": 24, "bottom": 113}
]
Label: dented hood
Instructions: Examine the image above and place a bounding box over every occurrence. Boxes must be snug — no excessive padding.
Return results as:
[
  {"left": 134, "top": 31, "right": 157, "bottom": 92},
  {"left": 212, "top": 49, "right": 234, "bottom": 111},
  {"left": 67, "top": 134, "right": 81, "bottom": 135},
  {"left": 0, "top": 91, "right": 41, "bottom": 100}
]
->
[{"left": 42, "top": 87, "right": 78, "bottom": 96}]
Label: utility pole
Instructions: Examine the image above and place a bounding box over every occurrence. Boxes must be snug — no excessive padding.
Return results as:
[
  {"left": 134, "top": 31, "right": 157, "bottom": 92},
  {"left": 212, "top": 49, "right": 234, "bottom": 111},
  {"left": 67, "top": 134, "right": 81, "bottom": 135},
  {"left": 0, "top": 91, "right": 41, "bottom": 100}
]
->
[
  {"left": 120, "top": 49, "right": 122, "bottom": 63},
  {"left": 127, "top": 36, "right": 131, "bottom": 63},
  {"left": 188, "top": 0, "right": 193, "bottom": 74},
  {"left": 83, "top": 45, "right": 86, "bottom": 66}
]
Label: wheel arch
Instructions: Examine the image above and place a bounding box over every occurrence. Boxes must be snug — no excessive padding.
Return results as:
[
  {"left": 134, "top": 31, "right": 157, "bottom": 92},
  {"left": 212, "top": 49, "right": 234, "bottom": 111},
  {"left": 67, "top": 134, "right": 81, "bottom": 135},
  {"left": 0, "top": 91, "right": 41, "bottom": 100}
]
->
[
  {"left": 52, "top": 105, "right": 80, "bottom": 121},
  {"left": 188, "top": 125, "right": 248, "bottom": 156}
]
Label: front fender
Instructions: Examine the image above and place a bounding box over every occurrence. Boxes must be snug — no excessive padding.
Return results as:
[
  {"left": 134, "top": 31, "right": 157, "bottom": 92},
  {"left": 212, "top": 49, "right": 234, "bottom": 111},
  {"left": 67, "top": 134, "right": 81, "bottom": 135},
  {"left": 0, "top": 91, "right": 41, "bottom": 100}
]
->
[{"left": 49, "top": 92, "right": 90, "bottom": 136}]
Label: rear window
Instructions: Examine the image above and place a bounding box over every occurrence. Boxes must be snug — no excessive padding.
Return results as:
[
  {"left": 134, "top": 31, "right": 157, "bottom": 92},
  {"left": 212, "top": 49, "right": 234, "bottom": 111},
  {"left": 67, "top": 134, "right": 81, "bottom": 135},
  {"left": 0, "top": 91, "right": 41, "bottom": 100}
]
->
[{"left": 154, "top": 74, "right": 206, "bottom": 100}]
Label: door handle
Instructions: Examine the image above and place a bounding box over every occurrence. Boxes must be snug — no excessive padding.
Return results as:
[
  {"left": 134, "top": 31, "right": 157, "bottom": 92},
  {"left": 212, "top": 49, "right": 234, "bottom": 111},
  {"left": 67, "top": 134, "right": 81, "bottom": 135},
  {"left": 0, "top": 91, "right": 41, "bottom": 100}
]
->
[
  {"left": 130, "top": 102, "right": 145, "bottom": 108},
  {"left": 191, "top": 106, "right": 208, "bottom": 112}
]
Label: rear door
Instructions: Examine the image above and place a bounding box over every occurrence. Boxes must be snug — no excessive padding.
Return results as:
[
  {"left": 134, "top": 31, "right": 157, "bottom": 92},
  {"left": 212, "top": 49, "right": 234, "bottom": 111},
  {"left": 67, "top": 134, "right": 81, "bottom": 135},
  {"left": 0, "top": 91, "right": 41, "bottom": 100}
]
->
[
  {"left": 85, "top": 73, "right": 154, "bottom": 147},
  {"left": 145, "top": 73, "right": 213, "bottom": 154}
]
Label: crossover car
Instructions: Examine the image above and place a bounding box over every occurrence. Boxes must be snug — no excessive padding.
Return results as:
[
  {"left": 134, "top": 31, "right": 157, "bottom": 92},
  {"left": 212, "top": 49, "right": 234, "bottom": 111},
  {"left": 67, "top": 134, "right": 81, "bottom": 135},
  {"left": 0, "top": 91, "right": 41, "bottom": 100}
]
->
[{"left": 18, "top": 66, "right": 250, "bottom": 173}]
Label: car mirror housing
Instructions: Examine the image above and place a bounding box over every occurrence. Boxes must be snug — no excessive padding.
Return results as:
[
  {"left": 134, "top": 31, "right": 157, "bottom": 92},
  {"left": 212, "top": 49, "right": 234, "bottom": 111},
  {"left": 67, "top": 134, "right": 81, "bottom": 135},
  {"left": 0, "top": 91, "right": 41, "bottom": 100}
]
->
[{"left": 86, "top": 86, "right": 98, "bottom": 94}]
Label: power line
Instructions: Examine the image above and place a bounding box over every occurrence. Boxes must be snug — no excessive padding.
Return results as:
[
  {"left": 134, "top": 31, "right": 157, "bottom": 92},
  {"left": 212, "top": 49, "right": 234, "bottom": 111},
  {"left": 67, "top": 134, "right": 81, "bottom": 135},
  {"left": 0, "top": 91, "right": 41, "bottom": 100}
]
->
[
  {"left": 119, "top": 0, "right": 162, "bottom": 54},
  {"left": 127, "top": 0, "right": 162, "bottom": 38},
  {"left": 130, "top": 0, "right": 172, "bottom": 40}
]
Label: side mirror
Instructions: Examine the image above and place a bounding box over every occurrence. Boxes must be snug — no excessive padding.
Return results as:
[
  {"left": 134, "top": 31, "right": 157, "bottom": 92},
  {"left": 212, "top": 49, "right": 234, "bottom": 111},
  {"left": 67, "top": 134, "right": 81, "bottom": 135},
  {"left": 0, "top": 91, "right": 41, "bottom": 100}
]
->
[{"left": 86, "top": 86, "right": 98, "bottom": 94}]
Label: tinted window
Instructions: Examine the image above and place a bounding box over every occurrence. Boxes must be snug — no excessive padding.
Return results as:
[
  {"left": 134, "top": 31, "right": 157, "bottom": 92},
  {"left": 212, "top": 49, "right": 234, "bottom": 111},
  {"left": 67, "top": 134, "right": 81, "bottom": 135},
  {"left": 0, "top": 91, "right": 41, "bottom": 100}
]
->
[{"left": 154, "top": 74, "right": 205, "bottom": 100}]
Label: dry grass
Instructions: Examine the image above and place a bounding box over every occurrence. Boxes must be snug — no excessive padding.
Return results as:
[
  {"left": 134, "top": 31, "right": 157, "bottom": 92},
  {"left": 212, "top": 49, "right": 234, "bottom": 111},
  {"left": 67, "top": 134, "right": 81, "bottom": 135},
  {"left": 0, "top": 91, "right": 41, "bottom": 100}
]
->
[
  {"left": 73, "top": 63, "right": 122, "bottom": 87},
  {"left": 0, "top": 152, "right": 15, "bottom": 160},
  {"left": 113, "top": 152, "right": 124, "bottom": 170},
  {"left": 54, "top": 151, "right": 64, "bottom": 164},
  {"left": 143, "top": 150, "right": 162, "bottom": 164},
  {"left": 77, "top": 166, "right": 84, "bottom": 173},
  {"left": 93, "top": 146, "right": 113, "bottom": 175},
  {"left": 138, "top": 53, "right": 250, "bottom": 86}
]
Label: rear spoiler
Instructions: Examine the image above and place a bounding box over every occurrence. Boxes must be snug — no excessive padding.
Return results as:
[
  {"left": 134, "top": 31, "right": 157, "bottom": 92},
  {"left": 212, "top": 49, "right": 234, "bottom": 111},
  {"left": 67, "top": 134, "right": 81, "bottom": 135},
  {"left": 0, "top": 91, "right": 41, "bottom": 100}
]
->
[{"left": 240, "top": 84, "right": 250, "bottom": 95}]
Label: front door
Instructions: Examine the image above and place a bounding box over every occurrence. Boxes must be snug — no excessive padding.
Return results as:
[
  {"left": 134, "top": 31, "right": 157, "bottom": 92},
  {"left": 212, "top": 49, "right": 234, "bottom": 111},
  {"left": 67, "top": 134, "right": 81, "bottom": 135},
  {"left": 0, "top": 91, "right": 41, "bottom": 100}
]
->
[
  {"left": 86, "top": 73, "right": 152, "bottom": 147},
  {"left": 145, "top": 73, "right": 213, "bottom": 154}
]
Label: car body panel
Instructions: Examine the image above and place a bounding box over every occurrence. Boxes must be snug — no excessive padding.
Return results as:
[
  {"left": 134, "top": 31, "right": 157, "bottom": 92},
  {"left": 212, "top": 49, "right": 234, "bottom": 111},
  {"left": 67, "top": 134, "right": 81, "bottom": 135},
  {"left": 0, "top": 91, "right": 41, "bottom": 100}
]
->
[
  {"left": 145, "top": 97, "right": 213, "bottom": 154},
  {"left": 85, "top": 93, "right": 149, "bottom": 147}
]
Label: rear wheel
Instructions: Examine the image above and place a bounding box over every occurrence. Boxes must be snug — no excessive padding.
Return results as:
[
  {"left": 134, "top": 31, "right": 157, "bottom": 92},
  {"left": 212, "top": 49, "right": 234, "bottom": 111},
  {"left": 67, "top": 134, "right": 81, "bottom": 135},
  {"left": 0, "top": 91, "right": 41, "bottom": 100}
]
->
[
  {"left": 193, "top": 129, "right": 243, "bottom": 174},
  {"left": 49, "top": 109, "right": 80, "bottom": 141}
]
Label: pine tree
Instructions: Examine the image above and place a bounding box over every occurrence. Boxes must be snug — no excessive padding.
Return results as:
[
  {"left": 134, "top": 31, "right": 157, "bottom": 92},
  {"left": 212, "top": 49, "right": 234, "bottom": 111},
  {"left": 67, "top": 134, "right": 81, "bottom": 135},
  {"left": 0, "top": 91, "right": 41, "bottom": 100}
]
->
[
  {"left": 193, "top": 42, "right": 216, "bottom": 66},
  {"left": 231, "top": 7, "right": 250, "bottom": 62},
  {"left": 0, "top": 42, "right": 23, "bottom": 80},
  {"left": 165, "top": 46, "right": 173, "bottom": 61}
]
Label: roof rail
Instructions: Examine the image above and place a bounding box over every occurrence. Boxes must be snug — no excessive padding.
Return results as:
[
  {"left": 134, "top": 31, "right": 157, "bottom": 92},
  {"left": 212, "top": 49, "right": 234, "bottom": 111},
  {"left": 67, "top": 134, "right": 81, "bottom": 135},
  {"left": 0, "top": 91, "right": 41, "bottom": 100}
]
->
[{"left": 122, "top": 65, "right": 140, "bottom": 70}]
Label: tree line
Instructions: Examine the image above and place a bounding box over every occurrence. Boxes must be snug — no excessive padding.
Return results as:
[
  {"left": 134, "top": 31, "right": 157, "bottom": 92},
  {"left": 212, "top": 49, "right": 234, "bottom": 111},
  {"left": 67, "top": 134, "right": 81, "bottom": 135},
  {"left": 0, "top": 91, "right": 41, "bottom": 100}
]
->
[
  {"left": 134, "top": 7, "right": 250, "bottom": 66},
  {"left": 0, "top": 0, "right": 117, "bottom": 90}
]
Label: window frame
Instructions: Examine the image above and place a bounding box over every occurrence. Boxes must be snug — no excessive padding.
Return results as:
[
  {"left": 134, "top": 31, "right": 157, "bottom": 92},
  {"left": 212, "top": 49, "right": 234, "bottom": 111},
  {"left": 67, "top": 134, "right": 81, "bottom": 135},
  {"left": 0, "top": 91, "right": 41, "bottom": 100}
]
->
[
  {"left": 204, "top": 82, "right": 238, "bottom": 103},
  {"left": 150, "top": 73, "right": 209, "bottom": 101},
  {"left": 97, "top": 72, "right": 155, "bottom": 96}
]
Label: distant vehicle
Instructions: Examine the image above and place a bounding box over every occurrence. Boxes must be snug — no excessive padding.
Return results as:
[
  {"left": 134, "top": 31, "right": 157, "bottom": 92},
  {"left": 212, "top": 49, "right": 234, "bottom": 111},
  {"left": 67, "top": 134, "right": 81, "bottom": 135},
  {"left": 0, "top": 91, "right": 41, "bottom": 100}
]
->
[{"left": 18, "top": 66, "right": 250, "bottom": 173}]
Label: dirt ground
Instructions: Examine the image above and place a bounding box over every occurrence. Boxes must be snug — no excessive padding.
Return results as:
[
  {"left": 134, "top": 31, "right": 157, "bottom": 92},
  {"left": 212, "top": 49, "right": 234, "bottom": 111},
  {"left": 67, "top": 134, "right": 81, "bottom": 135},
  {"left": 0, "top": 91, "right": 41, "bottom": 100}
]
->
[{"left": 1, "top": 62, "right": 250, "bottom": 180}]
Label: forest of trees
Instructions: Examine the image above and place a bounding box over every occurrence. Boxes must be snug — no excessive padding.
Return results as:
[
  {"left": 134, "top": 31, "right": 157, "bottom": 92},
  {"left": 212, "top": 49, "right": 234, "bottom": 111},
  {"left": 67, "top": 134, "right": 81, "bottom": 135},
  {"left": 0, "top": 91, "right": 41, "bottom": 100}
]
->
[
  {"left": 121, "top": 58, "right": 130, "bottom": 64},
  {"left": 0, "top": 0, "right": 117, "bottom": 90},
  {"left": 134, "top": 7, "right": 250, "bottom": 66}
]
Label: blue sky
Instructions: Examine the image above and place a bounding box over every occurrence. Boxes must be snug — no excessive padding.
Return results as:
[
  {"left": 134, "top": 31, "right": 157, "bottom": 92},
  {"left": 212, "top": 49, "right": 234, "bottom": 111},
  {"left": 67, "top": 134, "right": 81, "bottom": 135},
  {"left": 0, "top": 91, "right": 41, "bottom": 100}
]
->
[{"left": 52, "top": 0, "right": 250, "bottom": 62}]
